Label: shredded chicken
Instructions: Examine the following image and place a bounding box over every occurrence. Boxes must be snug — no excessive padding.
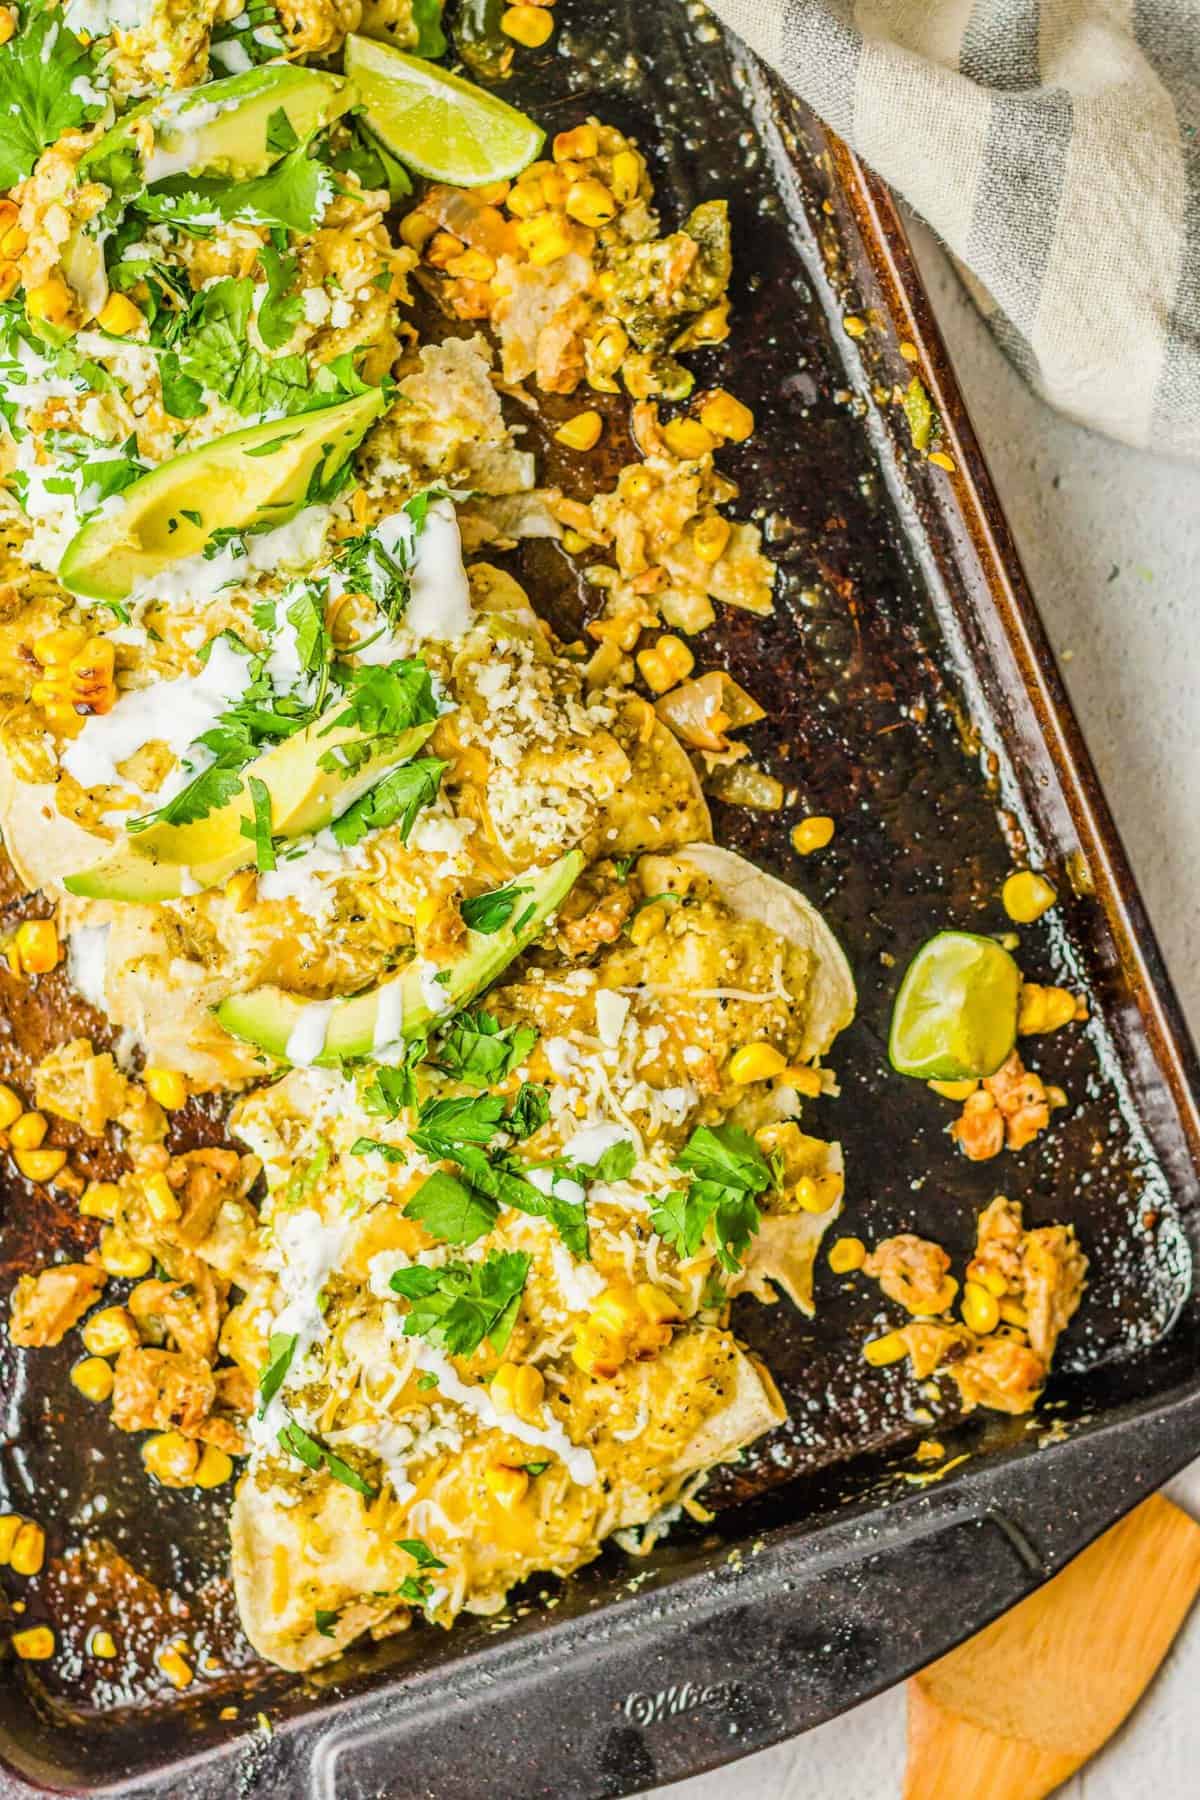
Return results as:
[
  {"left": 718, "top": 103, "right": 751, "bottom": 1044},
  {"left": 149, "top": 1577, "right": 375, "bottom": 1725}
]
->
[
  {"left": 8, "top": 1262, "right": 106, "bottom": 1347},
  {"left": 110, "top": 1347, "right": 217, "bottom": 1437},
  {"left": 950, "top": 1051, "right": 1051, "bottom": 1159},
  {"left": 951, "top": 1334, "right": 1049, "bottom": 1415},
  {"left": 864, "top": 1234, "right": 957, "bottom": 1315},
  {"left": 968, "top": 1195, "right": 1087, "bottom": 1363}
]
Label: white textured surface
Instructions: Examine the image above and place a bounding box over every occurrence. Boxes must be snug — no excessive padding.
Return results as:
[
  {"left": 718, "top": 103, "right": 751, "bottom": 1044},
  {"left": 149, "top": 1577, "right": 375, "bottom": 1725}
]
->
[{"left": 653, "top": 223, "right": 1200, "bottom": 1800}]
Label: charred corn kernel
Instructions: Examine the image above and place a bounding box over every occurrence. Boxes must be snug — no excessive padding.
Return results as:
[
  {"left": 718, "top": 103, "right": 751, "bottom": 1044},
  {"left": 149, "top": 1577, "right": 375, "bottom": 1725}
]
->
[
  {"left": 445, "top": 247, "right": 495, "bottom": 282},
  {"left": 999, "top": 1299, "right": 1028, "bottom": 1329},
  {"left": 699, "top": 389, "right": 755, "bottom": 443},
  {"left": 425, "top": 229, "right": 464, "bottom": 270},
  {"left": 829, "top": 1236, "right": 866, "bottom": 1274},
  {"left": 693, "top": 514, "right": 731, "bottom": 564},
  {"left": 501, "top": 4, "right": 553, "bottom": 47},
  {"left": 98, "top": 1228, "right": 151, "bottom": 1279},
  {"left": 0, "top": 10, "right": 14, "bottom": 46},
  {"left": 399, "top": 209, "right": 437, "bottom": 251},
  {"left": 961, "top": 1281, "right": 1000, "bottom": 1335},
  {"left": 553, "top": 123, "right": 598, "bottom": 162},
  {"left": 26, "top": 277, "right": 73, "bottom": 326},
  {"left": 780, "top": 1065, "right": 823, "bottom": 1096},
  {"left": 223, "top": 868, "right": 257, "bottom": 910},
  {"left": 795, "top": 1174, "right": 839, "bottom": 1214},
  {"left": 561, "top": 528, "right": 590, "bottom": 554},
  {"left": 610, "top": 149, "right": 640, "bottom": 202},
  {"left": 81, "top": 1305, "right": 138, "bottom": 1358},
  {"left": 1002, "top": 869, "right": 1057, "bottom": 923},
  {"left": 0, "top": 224, "right": 25, "bottom": 257},
  {"left": 0, "top": 262, "right": 19, "bottom": 302},
  {"left": 158, "top": 1644, "right": 193, "bottom": 1689},
  {"left": 506, "top": 179, "right": 546, "bottom": 219},
  {"left": 663, "top": 416, "right": 716, "bottom": 460},
  {"left": 791, "top": 815, "right": 835, "bottom": 854},
  {"left": 71, "top": 1355, "right": 115, "bottom": 1403},
  {"left": 728, "top": 1042, "right": 787, "bottom": 1084},
  {"left": 14, "top": 920, "right": 59, "bottom": 974},
  {"left": 69, "top": 637, "right": 115, "bottom": 709},
  {"left": 143, "top": 1067, "right": 187, "bottom": 1111},
  {"left": 9, "top": 1111, "right": 47, "bottom": 1150},
  {"left": 12, "top": 1627, "right": 54, "bottom": 1661},
  {"left": 96, "top": 292, "right": 143, "bottom": 336},
  {"left": 143, "top": 1170, "right": 181, "bottom": 1224},
  {"left": 592, "top": 1287, "right": 637, "bottom": 1334},
  {"left": 0, "top": 200, "right": 16, "bottom": 232},
  {"left": 515, "top": 212, "right": 574, "bottom": 266},
  {"left": 491, "top": 1361, "right": 545, "bottom": 1424},
  {"left": 565, "top": 177, "right": 616, "bottom": 228},
  {"left": 10, "top": 1521, "right": 44, "bottom": 1576},
  {"left": 14, "top": 1146, "right": 66, "bottom": 1182},
  {"left": 143, "top": 1431, "right": 200, "bottom": 1488},
  {"left": 689, "top": 300, "right": 731, "bottom": 344},
  {"left": 928, "top": 1077, "right": 978, "bottom": 1101},
  {"left": 635, "top": 1283, "right": 681, "bottom": 1324},
  {"left": 572, "top": 1321, "right": 626, "bottom": 1377},
  {"left": 0, "top": 1514, "right": 20, "bottom": 1562},
  {"left": 863, "top": 1330, "right": 909, "bottom": 1367},
  {"left": 0, "top": 1084, "right": 22, "bottom": 1131},
  {"left": 194, "top": 1444, "right": 234, "bottom": 1489},
  {"left": 555, "top": 409, "right": 603, "bottom": 452},
  {"left": 587, "top": 320, "right": 628, "bottom": 376},
  {"left": 33, "top": 626, "right": 86, "bottom": 667},
  {"left": 977, "top": 1267, "right": 1008, "bottom": 1297},
  {"left": 641, "top": 633, "right": 693, "bottom": 691},
  {"left": 628, "top": 901, "right": 668, "bottom": 947},
  {"left": 1018, "top": 982, "right": 1079, "bottom": 1035},
  {"left": 89, "top": 1629, "right": 117, "bottom": 1659},
  {"left": 484, "top": 1463, "right": 530, "bottom": 1508}
]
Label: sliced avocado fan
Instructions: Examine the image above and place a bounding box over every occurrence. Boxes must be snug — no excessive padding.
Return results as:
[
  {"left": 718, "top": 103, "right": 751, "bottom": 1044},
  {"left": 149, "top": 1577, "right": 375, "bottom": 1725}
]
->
[
  {"left": 59, "top": 391, "right": 385, "bottom": 602},
  {"left": 216, "top": 850, "right": 583, "bottom": 1065},
  {"left": 64, "top": 718, "right": 438, "bottom": 904}
]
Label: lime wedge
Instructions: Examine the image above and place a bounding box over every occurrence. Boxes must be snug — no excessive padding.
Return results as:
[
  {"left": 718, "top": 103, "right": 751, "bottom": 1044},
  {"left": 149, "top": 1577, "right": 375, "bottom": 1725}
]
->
[
  {"left": 888, "top": 930, "right": 1020, "bottom": 1081},
  {"left": 344, "top": 35, "right": 544, "bottom": 186}
]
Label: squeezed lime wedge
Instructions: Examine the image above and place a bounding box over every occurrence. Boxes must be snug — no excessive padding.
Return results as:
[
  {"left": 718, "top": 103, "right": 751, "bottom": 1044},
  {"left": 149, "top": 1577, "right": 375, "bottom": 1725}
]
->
[
  {"left": 888, "top": 930, "right": 1020, "bottom": 1081},
  {"left": 344, "top": 35, "right": 544, "bottom": 186}
]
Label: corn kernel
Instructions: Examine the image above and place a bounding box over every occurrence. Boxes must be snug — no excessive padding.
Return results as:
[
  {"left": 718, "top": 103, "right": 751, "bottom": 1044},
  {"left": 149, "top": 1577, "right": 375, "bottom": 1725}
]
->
[
  {"left": 961, "top": 1281, "right": 1000, "bottom": 1335},
  {"left": 12, "top": 1626, "right": 54, "bottom": 1661},
  {"left": 689, "top": 301, "right": 731, "bottom": 344},
  {"left": 638, "top": 634, "right": 693, "bottom": 696},
  {"left": 635, "top": 1283, "right": 681, "bottom": 1325},
  {"left": 561, "top": 528, "right": 590, "bottom": 555},
  {"left": 89, "top": 1628, "right": 117, "bottom": 1659},
  {"left": 842, "top": 314, "right": 867, "bottom": 339},
  {"left": 399, "top": 210, "right": 437, "bottom": 252},
  {"left": 501, "top": 4, "right": 553, "bottom": 47},
  {"left": 143, "top": 1067, "right": 187, "bottom": 1111},
  {"left": 0, "top": 1514, "right": 20, "bottom": 1562},
  {"left": 928, "top": 1077, "right": 979, "bottom": 1101},
  {"left": 553, "top": 124, "right": 598, "bottom": 162},
  {"left": 693, "top": 514, "right": 731, "bottom": 564},
  {"left": 223, "top": 869, "right": 257, "bottom": 911},
  {"left": 1002, "top": 869, "right": 1057, "bottom": 924},
  {"left": 506, "top": 180, "right": 546, "bottom": 219},
  {"left": 727, "top": 1043, "right": 787, "bottom": 1085},
  {"left": 143, "top": 1431, "right": 201, "bottom": 1488},
  {"left": 554, "top": 409, "right": 603, "bottom": 452},
  {"left": 9, "top": 1111, "right": 47, "bottom": 1150},
  {"left": 928, "top": 451, "right": 956, "bottom": 472},
  {"left": 484, "top": 1463, "right": 530, "bottom": 1508},
  {"left": 194, "top": 1444, "right": 234, "bottom": 1489},
  {"left": 999, "top": 1299, "right": 1028, "bottom": 1329},
  {"left": 158, "top": 1644, "right": 193, "bottom": 1689},
  {"left": 98, "top": 1228, "right": 152, "bottom": 1280},
  {"left": 628, "top": 901, "right": 667, "bottom": 947},
  {"left": 591, "top": 1286, "right": 637, "bottom": 1334},
  {"left": 97, "top": 292, "right": 143, "bottom": 336},
  {"left": 829, "top": 1236, "right": 866, "bottom": 1274},
  {"left": 779, "top": 1065, "right": 822, "bottom": 1097},
  {"left": 0, "top": 224, "right": 25, "bottom": 258},
  {"left": 565, "top": 178, "right": 617, "bottom": 229},
  {"left": 791, "top": 815, "right": 835, "bottom": 855},
  {"left": 0, "top": 10, "right": 14, "bottom": 47},
  {"left": 14, "top": 1147, "right": 66, "bottom": 1183},
  {"left": 13, "top": 920, "right": 59, "bottom": 974},
  {"left": 445, "top": 247, "right": 495, "bottom": 282},
  {"left": 794, "top": 1174, "right": 837, "bottom": 1214},
  {"left": 26, "top": 277, "right": 73, "bottom": 327},
  {"left": 143, "top": 1170, "right": 181, "bottom": 1224},
  {"left": 10, "top": 1522, "right": 45, "bottom": 1577},
  {"left": 1018, "top": 982, "right": 1079, "bottom": 1035},
  {"left": 699, "top": 389, "right": 755, "bottom": 443},
  {"left": 976, "top": 1267, "right": 1008, "bottom": 1298},
  {"left": 610, "top": 149, "right": 640, "bottom": 203},
  {"left": 0, "top": 1084, "right": 23, "bottom": 1131},
  {"left": 0, "top": 260, "right": 17, "bottom": 302},
  {"left": 863, "top": 1330, "right": 909, "bottom": 1367},
  {"left": 587, "top": 320, "right": 628, "bottom": 379},
  {"left": 81, "top": 1305, "right": 138, "bottom": 1358},
  {"left": 663, "top": 417, "right": 716, "bottom": 460},
  {"left": 425, "top": 229, "right": 464, "bottom": 270},
  {"left": 71, "top": 1355, "right": 115, "bottom": 1403},
  {"left": 515, "top": 212, "right": 574, "bottom": 266},
  {"left": 491, "top": 1361, "right": 545, "bottom": 1425}
]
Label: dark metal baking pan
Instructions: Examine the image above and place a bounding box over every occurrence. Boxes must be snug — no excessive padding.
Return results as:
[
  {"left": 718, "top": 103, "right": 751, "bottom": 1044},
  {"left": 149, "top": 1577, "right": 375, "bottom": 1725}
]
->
[{"left": 3, "top": 1, "right": 1200, "bottom": 1794}]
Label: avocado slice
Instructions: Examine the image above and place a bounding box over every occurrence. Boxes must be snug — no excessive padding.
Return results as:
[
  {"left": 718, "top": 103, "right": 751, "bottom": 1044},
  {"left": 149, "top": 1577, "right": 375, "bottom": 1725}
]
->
[
  {"left": 79, "top": 64, "right": 350, "bottom": 190},
  {"left": 63, "top": 718, "right": 437, "bottom": 904},
  {"left": 215, "top": 849, "right": 583, "bottom": 1065},
  {"left": 59, "top": 391, "right": 384, "bottom": 602}
]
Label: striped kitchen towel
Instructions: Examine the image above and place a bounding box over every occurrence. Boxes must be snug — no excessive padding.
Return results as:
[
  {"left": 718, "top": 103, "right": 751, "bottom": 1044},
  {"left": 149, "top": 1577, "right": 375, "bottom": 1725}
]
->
[{"left": 706, "top": 0, "right": 1200, "bottom": 458}]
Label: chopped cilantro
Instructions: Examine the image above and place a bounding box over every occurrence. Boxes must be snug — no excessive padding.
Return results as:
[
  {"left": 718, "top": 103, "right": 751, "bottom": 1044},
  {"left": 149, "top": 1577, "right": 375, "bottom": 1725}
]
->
[
  {"left": 314, "top": 1608, "right": 340, "bottom": 1638},
  {"left": 363, "top": 1046, "right": 427, "bottom": 1119},
  {"left": 397, "top": 1537, "right": 445, "bottom": 1570},
  {"left": 257, "top": 1330, "right": 297, "bottom": 1416},
  {"left": 331, "top": 756, "right": 447, "bottom": 848},
  {"left": 461, "top": 881, "right": 531, "bottom": 936},
  {"left": 650, "top": 1123, "right": 773, "bottom": 1272},
  {"left": 404, "top": 1168, "right": 498, "bottom": 1246},
  {"left": 389, "top": 1250, "right": 531, "bottom": 1358},
  {"left": 506, "top": 1082, "right": 550, "bottom": 1141},
  {"left": 350, "top": 1136, "right": 406, "bottom": 1164},
  {"left": 415, "top": 1092, "right": 509, "bottom": 1145},
  {"left": 277, "top": 1417, "right": 377, "bottom": 1498},
  {"left": 257, "top": 243, "right": 303, "bottom": 350},
  {"left": 433, "top": 1012, "right": 537, "bottom": 1088},
  {"left": 0, "top": 2, "right": 104, "bottom": 189},
  {"left": 523, "top": 1461, "right": 551, "bottom": 1476},
  {"left": 240, "top": 775, "right": 277, "bottom": 872},
  {"left": 396, "top": 1575, "right": 433, "bottom": 1605}
]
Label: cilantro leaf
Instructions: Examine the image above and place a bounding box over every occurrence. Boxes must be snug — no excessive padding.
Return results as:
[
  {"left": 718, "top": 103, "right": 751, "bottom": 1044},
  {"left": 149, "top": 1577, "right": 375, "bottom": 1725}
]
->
[
  {"left": 326, "top": 660, "right": 440, "bottom": 741},
  {"left": 410, "top": 1141, "right": 587, "bottom": 1259},
  {"left": 506, "top": 1082, "right": 550, "bottom": 1141},
  {"left": 277, "top": 1418, "right": 377, "bottom": 1497},
  {"left": 0, "top": 3, "right": 103, "bottom": 189},
  {"left": 331, "top": 756, "right": 447, "bottom": 849},
  {"left": 415, "top": 1092, "right": 508, "bottom": 1145},
  {"left": 314, "top": 1608, "right": 340, "bottom": 1638},
  {"left": 404, "top": 1168, "right": 499, "bottom": 1246},
  {"left": 397, "top": 1537, "right": 445, "bottom": 1570},
  {"left": 139, "top": 147, "right": 332, "bottom": 236},
  {"left": 396, "top": 1575, "right": 433, "bottom": 1605},
  {"left": 413, "top": 0, "right": 447, "bottom": 56},
  {"left": 350, "top": 1136, "right": 406, "bottom": 1164},
  {"left": 434, "top": 1012, "right": 537, "bottom": 1087},
  {"left": 257, "top": 1330, "right": 297, "bottom": 1416},
  {"left": 675, "top": 1124, "right": 773, "bottom": 1195},
  {"left": 651, "top": 1124, "right": 771, "bottom": 1272},
  {"left": 258, "top": 243, "right": 303, "bottom": 350},
  {"left": 240, "top": 774, "right": 277, "bottom": 872},
  {"left": 329, "top": 120, "right": 413, "bottom": 202},
  {"left": 128, "top": 761, "right": 245, "bottom": 833},
  {"left": 364, "top": 1047, "right": 427, "bottom": 1119},
  {"left": 389, "top": 1250, "right": 530, "bottom": 1357},
  {"left": 568, "top": 1139, "right": 636, "bottom": 1184},
  {"left": 266, "top": 105, "right": 300, "bottom": 156},
  {"left": 461, "top": 882, "right": 531, "bottom": 936}
]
